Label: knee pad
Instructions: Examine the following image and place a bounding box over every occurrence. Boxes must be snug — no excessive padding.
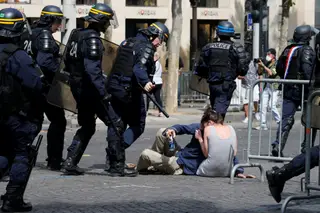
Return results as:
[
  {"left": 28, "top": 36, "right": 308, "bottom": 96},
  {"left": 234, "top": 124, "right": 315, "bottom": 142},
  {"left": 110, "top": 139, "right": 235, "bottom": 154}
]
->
[{"left": 10, "top": 156, "right": 29, "bottom": 184}]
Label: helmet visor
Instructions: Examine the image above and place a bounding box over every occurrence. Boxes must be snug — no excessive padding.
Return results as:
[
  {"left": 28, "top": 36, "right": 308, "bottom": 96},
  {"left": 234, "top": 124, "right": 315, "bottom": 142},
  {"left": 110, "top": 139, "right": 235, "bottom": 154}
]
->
[
  {"left": 22, "top": 13, "right": 31, "bottom": 35},
  {"left": 109, "top": 10, "right": 119, "bottom": 29},
  {"left": 57, "top": 16, "right": 67, "bottom": 32}
]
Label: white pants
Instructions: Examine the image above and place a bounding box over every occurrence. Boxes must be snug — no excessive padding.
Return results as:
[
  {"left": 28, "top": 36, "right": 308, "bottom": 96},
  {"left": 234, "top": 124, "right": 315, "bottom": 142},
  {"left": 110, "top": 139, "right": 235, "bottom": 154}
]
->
[
  {"left": 241, "top": 85, "right": 259, "bottom": 104},
  {"left": 261, "top": 87, "right": 281, "bottom": 123}
]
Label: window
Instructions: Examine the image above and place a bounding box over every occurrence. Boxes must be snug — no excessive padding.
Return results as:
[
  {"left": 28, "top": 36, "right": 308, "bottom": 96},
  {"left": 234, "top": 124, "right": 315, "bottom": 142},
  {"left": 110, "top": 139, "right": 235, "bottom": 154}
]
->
[
  {"left": 76, "top": 0, "right": 96, "bottom": 5},
  {"left": 0, "top": 0, "right": 31, "bottom": 3},
  {"left": 198, "top": 0, "right": 218, "bottom": 8},
  {"left": 126, "top": 0, "right": 157, "bottom": 6}
]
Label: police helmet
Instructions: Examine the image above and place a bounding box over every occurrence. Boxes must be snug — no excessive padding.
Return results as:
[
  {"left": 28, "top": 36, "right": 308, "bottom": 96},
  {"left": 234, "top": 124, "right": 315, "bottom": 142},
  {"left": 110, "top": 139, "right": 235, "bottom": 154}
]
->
[
  {"left": 82, "top": 3, "right": 118, "bottom": 28},
  {"left": 0, "top": 8, "right": 26, "bottom": 38},
  {"left": 291, "top": 25, "right": 318, "bottom": 44},
  {"left": 216, "top": 21, "right": 235, "bottom": 37},
  {"left": 141, "top": 22, "right": 169, "bottom": 43},
  {"left": 39, "top": 5, "right": 64, "bottom": 25}
]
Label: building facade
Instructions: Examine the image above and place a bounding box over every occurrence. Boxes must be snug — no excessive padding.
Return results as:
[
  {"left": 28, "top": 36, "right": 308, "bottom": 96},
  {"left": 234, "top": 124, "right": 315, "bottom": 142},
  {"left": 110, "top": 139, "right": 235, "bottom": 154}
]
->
[{"left": 0, "top": 0, "right": 316, "bottom": 71}]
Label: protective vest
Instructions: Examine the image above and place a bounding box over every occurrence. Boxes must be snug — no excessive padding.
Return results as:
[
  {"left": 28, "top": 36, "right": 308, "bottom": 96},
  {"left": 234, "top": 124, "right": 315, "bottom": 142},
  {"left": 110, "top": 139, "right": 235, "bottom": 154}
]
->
[
  {"left": 204, "top": 41, "right": 234, "bottom": 82},
  {"left": 65, "top": 29, "right": 99, "bottom": 82},
  {"left": 279, "top": 45, "right": 302, "bottom": 80},
  {"left": 110, "top": 37, "right": 156, "bottom": 80},
  {"left": 110, "top": 37, "right": 137, "bottom": 78},
  {"left": 0, "top": 44, "right": 25, "bottom": 118}
]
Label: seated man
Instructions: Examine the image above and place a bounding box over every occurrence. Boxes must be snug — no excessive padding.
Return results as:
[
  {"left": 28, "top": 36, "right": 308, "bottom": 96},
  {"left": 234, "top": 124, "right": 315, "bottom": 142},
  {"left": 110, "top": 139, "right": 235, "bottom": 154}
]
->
[
  {"left": 137, "top": 109, "right": 245, "bottom": 176},
  {"left": 266, "top": 145, "right": 319, "bottom": 203}
]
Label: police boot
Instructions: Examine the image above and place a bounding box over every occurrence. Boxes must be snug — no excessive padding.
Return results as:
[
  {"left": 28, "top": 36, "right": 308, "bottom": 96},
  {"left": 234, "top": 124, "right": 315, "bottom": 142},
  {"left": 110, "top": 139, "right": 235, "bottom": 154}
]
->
[
  {"left": 105, "top": 142, "right": 138, "bottom": 177},
  {"left": 266, "top": 163, "right": 298, "bottom": 203},
  {"left": 1, "top": 184, "right": 32, "bottom": 212},
  {"left": 63, "top": 142, "right": 86, "bottom": 175},
  {"left": 272, "top": 133, "right": 288, "bottom": 158},
  {"left": 105, "top": 148, "right": 136, "bottom": 171},
  {"left": 271, "top": 144, "right": 284, "bottom": 157},
  {"left": 47, "top": 158, "right": 64, "bottom": 171}
]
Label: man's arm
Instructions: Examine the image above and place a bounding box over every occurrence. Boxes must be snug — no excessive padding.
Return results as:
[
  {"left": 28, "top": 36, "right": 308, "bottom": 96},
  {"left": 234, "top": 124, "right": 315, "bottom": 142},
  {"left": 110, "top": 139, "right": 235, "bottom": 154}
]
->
[
  {"left": 13, "top": 50, "right": 43, "bottom": 92},
  {"left": 133, "top": 42, "right": 155, "bottom": 86},
  {"left": 301, "top": 46, "right": 316, "bottom": 81},
  {"left": 83, "top": 37, "right": 106, "bottom": 99},
  {"left": 168, "top": 123, "right": 201, "bottom": 135},
  {"left": 35, "top": 31, "right": 59, "bottom": 82},
  {"left": 233, "top": 43, "right": 249, "bottom": 76}
]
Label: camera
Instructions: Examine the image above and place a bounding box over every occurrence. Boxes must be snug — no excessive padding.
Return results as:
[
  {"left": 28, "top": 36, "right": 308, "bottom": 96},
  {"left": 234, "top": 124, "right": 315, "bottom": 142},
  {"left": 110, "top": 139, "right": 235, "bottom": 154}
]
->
[{"left": 254, "top": 58, "right": 263, "bottom": 63}]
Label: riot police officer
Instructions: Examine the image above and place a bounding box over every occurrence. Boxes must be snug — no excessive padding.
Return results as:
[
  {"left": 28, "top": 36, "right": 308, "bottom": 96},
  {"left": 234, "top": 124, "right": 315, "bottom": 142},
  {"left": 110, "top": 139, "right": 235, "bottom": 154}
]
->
[
  {"left": 271, "top": 25, "right": 317, "bottom": 157},
  {"left": 0, "top": 8, "right": 44, "bottom": 212},
  {"left": 20, "top": 5, "right": 67, "bottom": 170},
  {"left": 105, "top": 21, "right": 169, "bottom": 172},
  {"left": 62, "top": 3, "right": 137, "bottom": 177},
  {"left": 195, "top": 21, "right": 249, "bottom": 118}
]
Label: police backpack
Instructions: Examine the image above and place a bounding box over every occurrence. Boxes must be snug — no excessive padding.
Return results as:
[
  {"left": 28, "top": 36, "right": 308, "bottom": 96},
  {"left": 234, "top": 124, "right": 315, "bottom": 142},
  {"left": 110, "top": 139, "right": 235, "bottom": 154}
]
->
[{"left": 0, "top": 44, "right": 24, "bottom": 117}]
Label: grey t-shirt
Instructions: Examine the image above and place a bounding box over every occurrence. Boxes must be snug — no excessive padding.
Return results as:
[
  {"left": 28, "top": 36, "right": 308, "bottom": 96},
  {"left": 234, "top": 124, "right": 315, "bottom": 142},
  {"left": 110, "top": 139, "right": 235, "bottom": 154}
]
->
[
  {"left": 242, "top": 60, "right": 258, "bottom": 88},
  {"left": 196, "top": 125, "right": 237, "bottom": 177}
]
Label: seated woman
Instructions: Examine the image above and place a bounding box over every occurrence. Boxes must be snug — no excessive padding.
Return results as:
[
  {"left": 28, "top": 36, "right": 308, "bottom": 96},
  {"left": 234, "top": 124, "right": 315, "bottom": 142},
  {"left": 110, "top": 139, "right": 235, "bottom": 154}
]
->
[{"left": 196, "top": 110, "right": 255, "bottom": 178}]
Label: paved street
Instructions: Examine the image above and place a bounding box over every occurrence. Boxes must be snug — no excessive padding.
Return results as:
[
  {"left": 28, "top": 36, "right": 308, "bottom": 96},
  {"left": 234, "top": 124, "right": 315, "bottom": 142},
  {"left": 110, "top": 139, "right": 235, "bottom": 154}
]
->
[{"left": 1, "top": 109, "right": 320, "bottom": 212}]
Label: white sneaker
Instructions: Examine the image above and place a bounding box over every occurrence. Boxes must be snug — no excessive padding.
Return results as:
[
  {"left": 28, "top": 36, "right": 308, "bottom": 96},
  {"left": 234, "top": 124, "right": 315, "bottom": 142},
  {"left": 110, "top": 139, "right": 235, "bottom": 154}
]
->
[
  {"left": 254, "top": 123, "right": 268, "bottom": 130},
  {"left": 255, "top": 113, "right": 261, "bottom": 121},
  {"left": 242, "top": 117, "right": 248, "bottom": 123}
]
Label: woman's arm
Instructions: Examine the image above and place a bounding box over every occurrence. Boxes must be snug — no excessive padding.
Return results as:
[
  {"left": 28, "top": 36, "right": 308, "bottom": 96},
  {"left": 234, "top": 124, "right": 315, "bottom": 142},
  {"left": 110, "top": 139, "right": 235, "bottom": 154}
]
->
[{"left": 197, "top": 127, "right": 209, "bottom": 158}]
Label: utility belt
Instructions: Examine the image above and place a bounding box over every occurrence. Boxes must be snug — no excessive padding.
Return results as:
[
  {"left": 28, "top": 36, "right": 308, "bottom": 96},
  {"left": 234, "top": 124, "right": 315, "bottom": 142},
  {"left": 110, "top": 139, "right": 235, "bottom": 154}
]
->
[{"left": 209, "top": 80, "right": 236, "bottom": 93}]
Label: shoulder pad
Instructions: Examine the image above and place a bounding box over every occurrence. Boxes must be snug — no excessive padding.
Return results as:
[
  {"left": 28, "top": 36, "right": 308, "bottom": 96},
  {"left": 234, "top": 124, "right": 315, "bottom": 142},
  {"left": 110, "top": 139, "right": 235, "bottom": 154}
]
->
[
  {"left": 233, "top": 42, "right": 245, "bottom": 53},
  {"left": 83, "top": 36, "right": 104, "bottom": 60},
  {"left": 36, "top": 29, "right": 57, "bottom": 53},
  {"left": 301, "top": 45, "right": 316, "bottom": 65},
  {"left": 134, "top": 42, "right": 155, "bottom": 66}
]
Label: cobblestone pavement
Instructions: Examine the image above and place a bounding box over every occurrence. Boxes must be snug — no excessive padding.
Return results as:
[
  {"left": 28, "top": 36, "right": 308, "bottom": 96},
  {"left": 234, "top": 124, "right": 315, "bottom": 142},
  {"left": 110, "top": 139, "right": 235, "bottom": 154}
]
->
[{"left": 1, "top": 111, "right": 320, "bottom": 213}]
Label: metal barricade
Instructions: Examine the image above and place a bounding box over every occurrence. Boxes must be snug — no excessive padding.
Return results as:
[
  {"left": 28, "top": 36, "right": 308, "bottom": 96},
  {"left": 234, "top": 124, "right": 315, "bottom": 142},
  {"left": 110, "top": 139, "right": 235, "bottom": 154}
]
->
[
  {"left": 281, "top": 89, "right": 320, "bottom": 213},
  {"left": 230, "top": 79, "right": 310, "bottom": 184}
]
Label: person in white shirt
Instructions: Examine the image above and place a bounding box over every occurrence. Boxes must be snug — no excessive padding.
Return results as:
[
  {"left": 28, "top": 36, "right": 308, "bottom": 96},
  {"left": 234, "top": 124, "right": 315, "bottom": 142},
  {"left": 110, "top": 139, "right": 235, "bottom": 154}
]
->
[
  {"left": 147, "top": 52, "right": 164, "bottom": 117},
  {"left": 238, "top": 58, "right": 260, "bottom": 123}
]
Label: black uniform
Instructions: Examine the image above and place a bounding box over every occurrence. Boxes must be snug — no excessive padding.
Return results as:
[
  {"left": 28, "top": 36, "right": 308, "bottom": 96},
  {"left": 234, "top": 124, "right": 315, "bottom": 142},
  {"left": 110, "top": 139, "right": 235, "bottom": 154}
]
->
[
  {"left": 63, "top": 3, "right": 137, "bottom": 177},
  {"left": 0, "top": 8, "right": 44, "bottom": 212},
  {"left": 266, "top": 25, "right": 319, "bottom": 204},
  {"left": 20, "top": 5, "right": 67, "bottom": 170},
  {"left": 271, "top": 25, "right": 317, "bottom": 157},
  {"left": 196, "top": 21, "right": 248, "bottom": 118}
]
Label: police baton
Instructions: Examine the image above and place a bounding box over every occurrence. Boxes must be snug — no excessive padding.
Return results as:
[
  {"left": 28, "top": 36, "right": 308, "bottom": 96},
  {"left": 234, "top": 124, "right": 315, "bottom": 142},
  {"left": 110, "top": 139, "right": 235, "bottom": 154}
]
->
[{"left": 138, "top": 83, "right": 170, "bottom": 118}]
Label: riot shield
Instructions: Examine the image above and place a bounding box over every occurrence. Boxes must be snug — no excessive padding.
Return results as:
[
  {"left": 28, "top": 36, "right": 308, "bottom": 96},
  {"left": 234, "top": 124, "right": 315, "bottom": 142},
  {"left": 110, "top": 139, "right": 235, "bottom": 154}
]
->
[
  {"left": 101, "top": 38, "right": 119, "bottom": 76},
  {"left": 189, "top": 52, "right": 210, "bottom": 96},
  {"left": 47, "top": 29, "right": 79, "bottom": 113}
]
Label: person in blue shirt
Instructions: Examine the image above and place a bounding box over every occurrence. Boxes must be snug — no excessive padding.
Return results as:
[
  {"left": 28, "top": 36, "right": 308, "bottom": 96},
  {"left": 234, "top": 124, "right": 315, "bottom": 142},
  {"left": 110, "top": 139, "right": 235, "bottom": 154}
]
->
[
  {"left": 0, "top": 8, "right": 44, "bottom": 212},
  {"left": 136, "top": 110, "right": 245, "bottom": 176}
]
